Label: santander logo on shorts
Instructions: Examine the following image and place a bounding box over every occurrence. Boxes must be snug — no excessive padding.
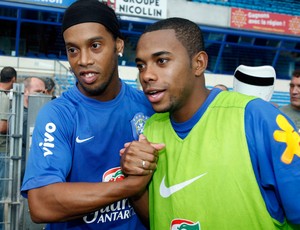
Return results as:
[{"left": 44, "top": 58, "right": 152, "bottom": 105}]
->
[
  {"left": 170, "top": 219, "right": 201, "bottom": 230},
  {"left": 102, "top": 167, "right": 125, "bottom": 182}
]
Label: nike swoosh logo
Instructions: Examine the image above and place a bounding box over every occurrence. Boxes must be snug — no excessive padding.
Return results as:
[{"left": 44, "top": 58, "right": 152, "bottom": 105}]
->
[
  {"left": 76, "top": 136, "right": 94, "bottom": 143},
  {"left": 160, "top": 172, "right": 207, "bottom": 198}
]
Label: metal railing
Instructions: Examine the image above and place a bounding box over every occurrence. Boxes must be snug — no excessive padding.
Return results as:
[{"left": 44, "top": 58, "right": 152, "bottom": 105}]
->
[{"left": 0, "top": 84, "right": 51, "bottom": 230}]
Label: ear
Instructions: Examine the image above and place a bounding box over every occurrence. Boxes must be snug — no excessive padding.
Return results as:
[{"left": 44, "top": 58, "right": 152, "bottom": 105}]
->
[
  {"left": 193, "top": 51, "right": 208, "bottom": 77},
  {"left": 116, "top": 38, "right": 124, "bottom": 54}
]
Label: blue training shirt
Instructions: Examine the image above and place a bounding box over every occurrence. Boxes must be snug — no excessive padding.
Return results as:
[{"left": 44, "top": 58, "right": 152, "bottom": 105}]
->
[
  {"left": 171, "top": 88, "right": 300, "bottom": 225},
  {"left": 21, "top": 80, "right": 154, "bottom": 230}
]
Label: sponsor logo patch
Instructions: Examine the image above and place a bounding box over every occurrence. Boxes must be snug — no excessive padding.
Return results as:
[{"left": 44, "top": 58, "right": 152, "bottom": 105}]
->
[
  {"left": 82, "top": 167, "right": 133, "bottom": 225},
  {"left": 39, "top": 122, "right": 56, "bottom": 157},
  {"left": 160, "top": 173, "right": 207, "bottom": 198},
  {"left": 170, "top": 219, "right": 201, "bottom": 230},
  {"left": 76, "top": 136, "right": 94, "bottom": 143},
  {"left": 103, "top": 167, "right": 125, "bottom": 182}
]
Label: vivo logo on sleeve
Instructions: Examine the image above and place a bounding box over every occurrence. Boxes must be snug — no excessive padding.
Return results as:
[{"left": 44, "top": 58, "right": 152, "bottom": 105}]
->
[{"left": 39, "top": 122, "right": 56, "bottom": 157}]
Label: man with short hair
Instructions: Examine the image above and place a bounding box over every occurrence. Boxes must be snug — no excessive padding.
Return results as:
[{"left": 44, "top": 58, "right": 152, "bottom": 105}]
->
[
  {"left": 0, "top": 66, "right": 17, "bottom": 229},
  {"left": 0, "top": 66, "right": 17, "bottom": 151},
  {"left": 280, "top": 69, "right": 300, "bottom": 132},
  {"left": 23, "top": 77, "right": 46, "bottom": 108},
  {"left": 121, "top": 17, "right": 300, "bottom": 229},
  {"left": 22, "top": 77, "right": 47, "bottom": 178}
]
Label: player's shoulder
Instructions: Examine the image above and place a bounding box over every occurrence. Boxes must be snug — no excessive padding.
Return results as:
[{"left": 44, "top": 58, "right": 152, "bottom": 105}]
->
[
  {"left": 246, "top": 98, "right": 298, "bottom": 134},
  {"left": 246, "top": 98, "right": 282, "bottom": 117},
  {"left": 215, "top": 91, "right": 255, "bottom": 108}
]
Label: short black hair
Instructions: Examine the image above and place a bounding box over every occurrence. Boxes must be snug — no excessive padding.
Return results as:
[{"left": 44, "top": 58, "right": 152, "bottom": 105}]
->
[
  {"left": 62, "top": 0, "right": 122, "bottom": 39},
  {"left": 143, "top": 17, "right": 205, "bottom": 58},
  {"left": 0, "top": 66, "right": 17, "bottom": 83}
]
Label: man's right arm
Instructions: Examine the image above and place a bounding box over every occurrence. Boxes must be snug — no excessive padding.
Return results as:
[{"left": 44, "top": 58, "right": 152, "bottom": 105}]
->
[
  {"left": 27, "top": 133, "right": 161, "bottom": 224},
  {"left": 27, "top": 174, "right": 151, "bottom": 223}
]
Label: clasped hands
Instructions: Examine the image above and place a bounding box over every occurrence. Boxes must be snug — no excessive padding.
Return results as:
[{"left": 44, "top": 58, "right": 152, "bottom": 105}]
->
[{"left": 120, "top": 134, "right": 165, "bottom": 176}]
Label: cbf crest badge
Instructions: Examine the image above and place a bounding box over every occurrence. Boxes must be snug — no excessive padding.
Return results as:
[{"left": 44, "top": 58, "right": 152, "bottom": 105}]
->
[{"left": 131, "top": 112, "right": 149, "bottom": 140}]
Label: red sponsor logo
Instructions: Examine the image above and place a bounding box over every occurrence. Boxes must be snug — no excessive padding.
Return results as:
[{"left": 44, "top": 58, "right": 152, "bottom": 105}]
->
[
  {"left": 103, "top": 167, "right": 125, "bottom": 182},
  {"left": 170, "top": 218, "right": 200, "bottom": 230}
]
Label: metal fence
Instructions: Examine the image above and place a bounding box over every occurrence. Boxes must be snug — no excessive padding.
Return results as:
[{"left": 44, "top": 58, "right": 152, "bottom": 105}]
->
[{"left": 0, "top": 84, "right": 51, "bottom": 230}]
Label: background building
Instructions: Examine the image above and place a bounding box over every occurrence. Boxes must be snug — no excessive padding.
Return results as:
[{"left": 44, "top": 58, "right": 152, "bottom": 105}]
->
[{"left": 0, "top": 0, "right": 299, "bottom": 78}]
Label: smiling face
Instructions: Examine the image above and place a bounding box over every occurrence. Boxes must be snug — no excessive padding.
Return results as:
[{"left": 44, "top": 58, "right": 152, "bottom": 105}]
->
[
  {"left": 63, "top": 22, "right": 124, "bottom": 101},
  {"left": 136, "top": 29, "right": 209, "bottom": 122}
]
